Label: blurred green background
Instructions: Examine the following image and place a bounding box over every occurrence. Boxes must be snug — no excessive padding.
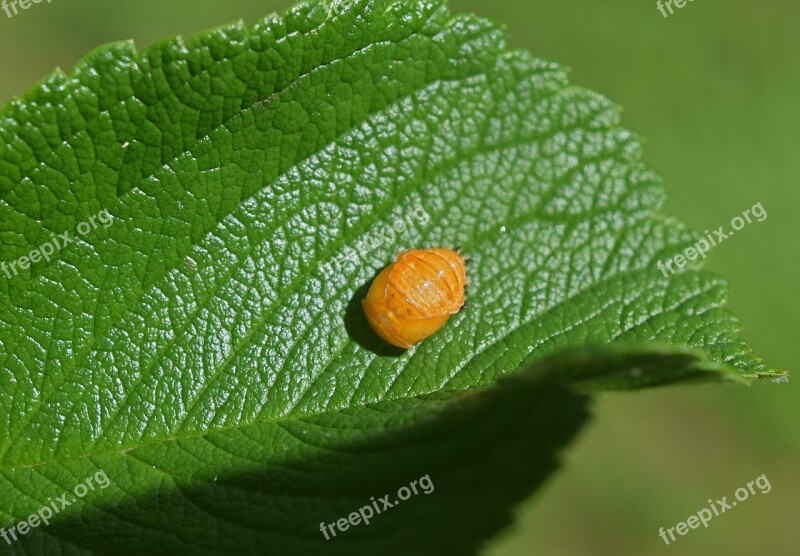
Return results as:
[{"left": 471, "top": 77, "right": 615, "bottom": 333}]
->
[{"left": 1, "top": 1, "right": 797, "bottom": 554}]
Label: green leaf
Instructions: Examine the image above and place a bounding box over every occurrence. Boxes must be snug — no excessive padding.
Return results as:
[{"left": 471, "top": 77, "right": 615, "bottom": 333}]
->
[{"left": 0, "top": 0, "right": 782, "bottom": 554}]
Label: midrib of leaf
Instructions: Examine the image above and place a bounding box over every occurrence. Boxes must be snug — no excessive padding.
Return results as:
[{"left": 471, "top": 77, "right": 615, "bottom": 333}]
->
[
  {"left": 0, "top": 392, "right": 427, "bottom": 474},
  {"left": 0, "top": 361, "right": 571, "bottom": 476},
  {"left": 0, "top": 9, "right": 505, "bottom": 459},
  {"left": 0, "top": 342, "right": 738, "bottom": 475}
]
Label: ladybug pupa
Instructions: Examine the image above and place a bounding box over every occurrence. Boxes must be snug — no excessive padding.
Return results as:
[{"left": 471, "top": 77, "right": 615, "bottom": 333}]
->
[{"left": 362, "top": 248, "right": 467, "bottom": 349}]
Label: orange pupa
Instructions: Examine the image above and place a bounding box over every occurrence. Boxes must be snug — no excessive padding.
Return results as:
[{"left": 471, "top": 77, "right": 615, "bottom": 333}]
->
[{"left": 362, "top": 248, "right": 467, "bottom": 349}]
